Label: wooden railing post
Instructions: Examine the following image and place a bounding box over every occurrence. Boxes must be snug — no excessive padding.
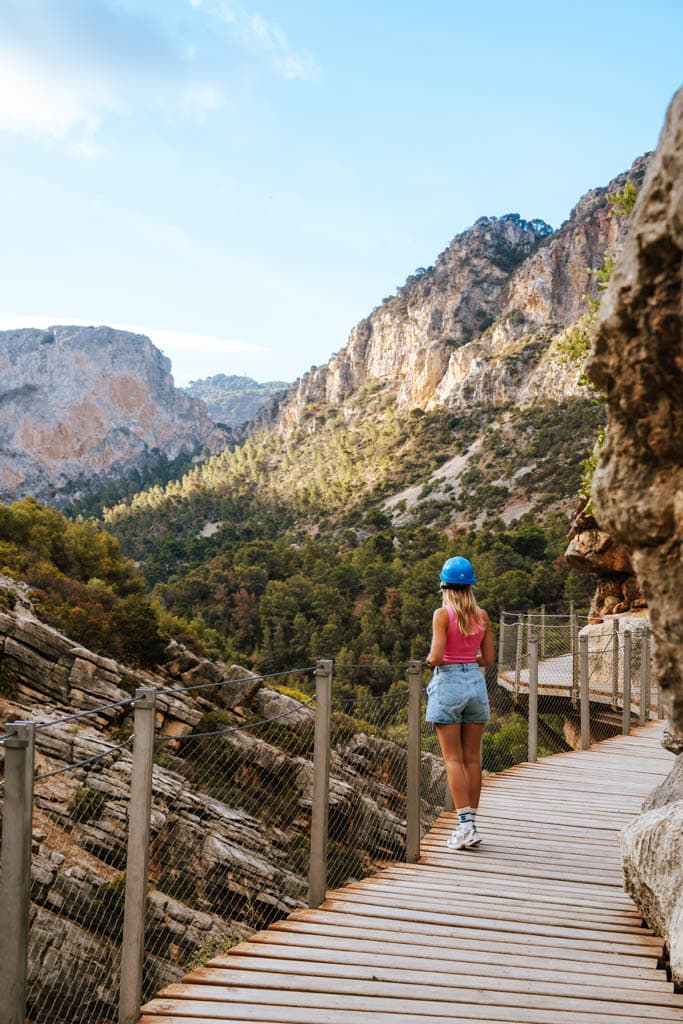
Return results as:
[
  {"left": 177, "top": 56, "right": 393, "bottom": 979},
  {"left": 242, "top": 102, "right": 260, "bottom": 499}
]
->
[
  {"left": 579, "top": 634, "right": 590, "bottom": 750},
  {"left": 118, "top": 688, "right": 156, "bottom": 1024},
  {"left": 528, "top": 635, "right": 539, "bottom": 763},
  {"left": 405, "top": 661, "right": 422, "bottom": 864},
  {"left": 622, "top": 630, "right": 632, "bottom": 735},
  {"left": 0, "top": 721, "right": 35, "bottom": 1024},
  {"left": 308, "top": 659, "right": 333, "bottom": 909}
]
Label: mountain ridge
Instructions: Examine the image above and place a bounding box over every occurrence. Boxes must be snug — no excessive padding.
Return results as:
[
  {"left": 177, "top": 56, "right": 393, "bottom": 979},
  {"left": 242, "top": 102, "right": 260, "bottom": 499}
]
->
[{"left": 0, "top": 325, "right": 228, "bottom": 506}]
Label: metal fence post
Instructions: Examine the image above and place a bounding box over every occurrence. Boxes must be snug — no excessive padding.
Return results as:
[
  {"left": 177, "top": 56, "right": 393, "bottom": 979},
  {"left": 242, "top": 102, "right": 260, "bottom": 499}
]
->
[
  {"left": 514, "top": 615, "right": 522, "bottom": 698},
  {"left": 540, "top": 605, "right": 546, "bottom": 661},
  {"left": 528, "top": 635, "right": 539, "bottom": 763},
  {"left": 639, "top": 627, "right": 651, "bottom": 726},
  {"left": 570, "top": 603, "right": 579, "bottom": 703},
  {"left": 497, "top": 612, "right": 506, "bottom": 669},
  {"left": 406, "top": 660, "right": 422, "bottom": 864},
  {"left": 118, "top": 688, "right": 156, "bottom": 1024},
  {"left": 579, "top": 634, "right": 590, "bottom": 750},
  {"left": 623, "top": 630, "right": 632, "bottom": 735},
  {"left": 308, "top": 659, "right": 333, "bottom": 909},
  {"left": 611, "top": 618, "right": 619, "bottom": 709},
  {"left": 0, "top": 721, "right": 36, "bottom": 1024}
]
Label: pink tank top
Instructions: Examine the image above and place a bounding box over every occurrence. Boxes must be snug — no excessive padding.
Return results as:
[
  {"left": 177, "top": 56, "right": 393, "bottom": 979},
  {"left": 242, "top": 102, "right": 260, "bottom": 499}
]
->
[{"left": 442, "top": 606, "right": 486, "bottom": 663}]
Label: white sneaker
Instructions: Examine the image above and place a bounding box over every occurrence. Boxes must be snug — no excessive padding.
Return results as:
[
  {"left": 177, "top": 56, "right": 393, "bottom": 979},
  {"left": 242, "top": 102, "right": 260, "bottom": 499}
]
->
[{"left": 446, "top": 822, "right": 482, "bottom": 850}]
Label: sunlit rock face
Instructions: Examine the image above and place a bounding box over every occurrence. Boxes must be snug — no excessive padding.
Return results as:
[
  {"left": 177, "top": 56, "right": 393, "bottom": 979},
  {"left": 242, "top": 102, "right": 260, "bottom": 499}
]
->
[
  {"left": 588, "top": 85, "right": 683, "bottom": 987},
  {"left": 0, "top": 325, "right": 218, "bottom": 505},
  {"left": 589, "top": 87, "right": 683, "bottom": 733},
  {"left": 564, "top": 499, "right": 646, "bottom": 617},
  {"left": 263, "top": 157, "right": 648, "bottom": 438}
]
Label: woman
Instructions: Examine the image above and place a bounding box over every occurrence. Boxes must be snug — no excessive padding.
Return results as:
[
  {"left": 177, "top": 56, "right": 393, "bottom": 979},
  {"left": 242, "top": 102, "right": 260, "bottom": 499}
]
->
[{"left": 426, "top": 556, "right": 494, "bottom": 850}]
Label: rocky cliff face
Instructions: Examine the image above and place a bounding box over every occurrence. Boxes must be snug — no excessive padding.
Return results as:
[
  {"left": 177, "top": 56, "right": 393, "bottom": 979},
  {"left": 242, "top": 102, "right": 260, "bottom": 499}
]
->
[
  {"left": 267, "top": 157, "right": 648, "bottom": 436},
  {"left": 565, "top": 498, "right": 646, "bottom": 617},
  {"left": 588, "top": 86, "right": 683, "bottom": 985},
  {"left": 0, "top": 326, "right": 223, "bottom": 505}
]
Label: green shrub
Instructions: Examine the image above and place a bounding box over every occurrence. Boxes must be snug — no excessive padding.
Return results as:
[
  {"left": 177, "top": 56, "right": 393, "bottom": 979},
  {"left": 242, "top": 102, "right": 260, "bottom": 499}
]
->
[{"left": 69, "top": 787, "right": 107, "bottom": 823}]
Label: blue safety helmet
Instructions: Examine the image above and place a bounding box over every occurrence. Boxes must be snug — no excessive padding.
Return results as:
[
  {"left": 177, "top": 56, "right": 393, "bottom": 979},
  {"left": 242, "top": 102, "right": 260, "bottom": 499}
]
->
[{"left": 439, "top": 556, "right": 476, "bottom": 585}]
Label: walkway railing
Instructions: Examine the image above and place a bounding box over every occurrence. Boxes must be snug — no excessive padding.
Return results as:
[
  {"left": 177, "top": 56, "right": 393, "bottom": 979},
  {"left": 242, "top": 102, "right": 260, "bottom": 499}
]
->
[
  {"left": 0, "top": 614, "right": 662, "bottom": 1024},
  {"left": 0, "top": 659, "right": 444, "bottom": 1024},
  {"left": 498, "top": 609, "right": 661, "bottom": 757}
]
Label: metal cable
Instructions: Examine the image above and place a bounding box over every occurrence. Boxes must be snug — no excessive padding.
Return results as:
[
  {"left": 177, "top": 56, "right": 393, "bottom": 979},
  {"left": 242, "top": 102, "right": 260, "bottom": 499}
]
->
[
  {"left": 34, "top": 696, "right": 140, "bottom": 731},
  {"left": 34, "top": 739, "right": 132, "bottom": 781},
  {"left": 155, "top": 665, "right": 316, "bottom": 697},
  {"left": 157, "top": 697, "right": 315, "bottom": 741}
]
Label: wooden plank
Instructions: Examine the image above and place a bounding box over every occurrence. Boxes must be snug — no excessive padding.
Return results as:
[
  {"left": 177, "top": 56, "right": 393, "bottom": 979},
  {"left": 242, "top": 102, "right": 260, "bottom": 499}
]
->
[
  {"left": 419, "top": 837, "right": 627, "bottom": 870},
  {"left": 143, "top": 984, "right": 683, "bottom": 1021},
  {"left": 138, "top": 1005, "right": 678, "bottom": 1024},
  {"left": 270, "top": 917, "right": 659, "bottom": 962},
  {"left": 226, "top": 934, "right": 665, "bottom": 982},
  {"left": 193, "top": 957, "right": 675, "bottom": 1001},
  {"left": 320, "top": 894, "right": 661, "bottom": 946},
  {"left": 344, "top": 880, "right": 645, "bottom": 926},
  {"left": 336, "top": 881, "right": 649, "bottom": 931},
  {"left": 416, "top": 853, "right": 627, "bottom": 886},
  {"left": 300, "top": 905, "right": 664, "bottom": 957},
  {"left": 376, "top": 870, "right": 639, "bottom": 914}
]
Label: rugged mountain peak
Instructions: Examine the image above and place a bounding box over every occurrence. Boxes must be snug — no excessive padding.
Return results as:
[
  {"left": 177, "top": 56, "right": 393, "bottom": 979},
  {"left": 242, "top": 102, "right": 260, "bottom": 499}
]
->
[
  {"left": 0, "top": 325, "right": 223, "bottom": 505},
  {"left": 262, "top": 156, "right": 648, "bottom": 439}
]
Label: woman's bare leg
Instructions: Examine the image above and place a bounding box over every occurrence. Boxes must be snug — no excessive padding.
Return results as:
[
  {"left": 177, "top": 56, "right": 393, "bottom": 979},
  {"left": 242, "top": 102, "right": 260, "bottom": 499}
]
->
[
  {"left": 435, "top": 723, "right": 470, "bottom": 809},
  {"left": 461, "top": 722, "right": 486, "bottom": 810}
]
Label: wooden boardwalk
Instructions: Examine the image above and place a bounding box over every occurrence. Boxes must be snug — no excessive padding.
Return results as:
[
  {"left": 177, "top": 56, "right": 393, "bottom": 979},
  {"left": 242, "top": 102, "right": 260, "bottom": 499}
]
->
[{"left": 139, "top": 722, "right": 683, "bottom": 1024}]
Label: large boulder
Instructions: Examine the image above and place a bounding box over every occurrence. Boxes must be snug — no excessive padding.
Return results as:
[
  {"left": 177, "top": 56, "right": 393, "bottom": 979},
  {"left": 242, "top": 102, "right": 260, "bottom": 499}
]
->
[
  {"left": 621, "top": 801, "right": 683, "bottom": 983},
  {"left": 588, "top": 85, "right": 683, "bottom": 985},
  {"left": 588, "top": 86, "right": 683, "bottom": 732}
]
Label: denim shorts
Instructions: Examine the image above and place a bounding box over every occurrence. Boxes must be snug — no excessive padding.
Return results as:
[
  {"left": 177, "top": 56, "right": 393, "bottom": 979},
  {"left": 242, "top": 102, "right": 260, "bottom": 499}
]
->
[{"left": 425, "top": 663, "right": 491, "bottom": 724}]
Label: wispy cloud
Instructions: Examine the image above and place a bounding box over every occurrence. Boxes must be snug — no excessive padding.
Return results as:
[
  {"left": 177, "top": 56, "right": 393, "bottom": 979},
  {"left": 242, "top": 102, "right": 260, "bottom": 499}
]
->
[
  {"left": 0, "top": 0, "right": 317, "bottom": 156},
  {"left": 190, "top": 0, "right": 319, "bottom": 82}
]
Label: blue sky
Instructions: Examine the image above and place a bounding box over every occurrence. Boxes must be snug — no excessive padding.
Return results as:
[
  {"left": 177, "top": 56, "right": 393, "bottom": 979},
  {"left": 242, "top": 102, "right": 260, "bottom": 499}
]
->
[{"left": 0, "top": 1, "right": 681, "bottom": 385}]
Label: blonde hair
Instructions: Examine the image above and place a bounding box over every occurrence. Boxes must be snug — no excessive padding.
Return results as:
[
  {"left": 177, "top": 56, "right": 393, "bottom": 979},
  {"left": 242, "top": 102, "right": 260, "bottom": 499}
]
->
[{"left": 441, "top": 585, "right": 484, "bottom": 636}]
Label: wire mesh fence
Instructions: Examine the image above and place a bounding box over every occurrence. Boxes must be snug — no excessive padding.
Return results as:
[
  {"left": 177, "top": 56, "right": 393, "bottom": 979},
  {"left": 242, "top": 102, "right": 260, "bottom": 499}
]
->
[
  {"left": 495, "top": 613, "right": 658, "bottom": 760},
  {"left": 27, "top": 721, "right": 136, "bottom": 1024}
]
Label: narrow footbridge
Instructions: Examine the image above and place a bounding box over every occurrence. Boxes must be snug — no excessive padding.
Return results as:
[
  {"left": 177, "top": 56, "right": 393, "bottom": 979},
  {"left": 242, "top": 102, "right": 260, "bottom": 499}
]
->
[{"left": 139, "top": 721, "right": 682, "bottom": 1024}]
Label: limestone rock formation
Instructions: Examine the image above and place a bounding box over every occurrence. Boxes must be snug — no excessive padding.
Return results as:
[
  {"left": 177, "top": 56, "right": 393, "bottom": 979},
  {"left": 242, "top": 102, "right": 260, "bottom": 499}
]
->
[
  {"left": 234, "top": 158, "right": 650, "bottom": 528},
  {"left": 589, "top": 89, "right": 683, "bottom": 732},
  {"left": 0, "top": 325, "right": 225, "bottom": 505},
  {"left": 565, "top": 499, "right": 646, "bottom": 617},
  {"left": 588, "top": 86, "right": 683, "bottom": 986},
  {"left": 621, "top": 804, "right": 683, "bottom": 984},
  {"left": 264, "top": 158, "right": 648, "bottom": 434}
]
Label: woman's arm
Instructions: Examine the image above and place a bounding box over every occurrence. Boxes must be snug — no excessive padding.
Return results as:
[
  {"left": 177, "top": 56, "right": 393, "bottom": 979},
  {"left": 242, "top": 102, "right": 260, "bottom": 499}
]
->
[
  {"left": 426, "top": 607, "right": 449, "bottom": 667},
  {"left": 477, "top": 610, "right": 495, "bottom": 668}
]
